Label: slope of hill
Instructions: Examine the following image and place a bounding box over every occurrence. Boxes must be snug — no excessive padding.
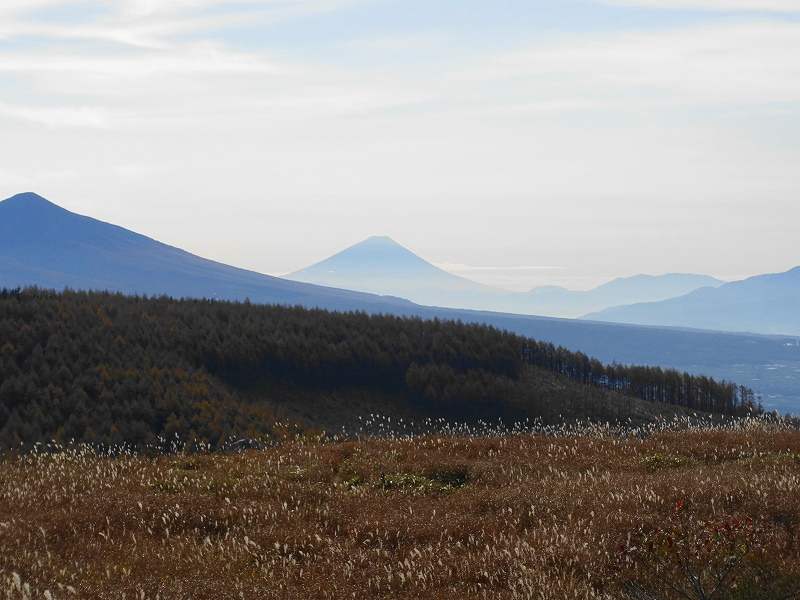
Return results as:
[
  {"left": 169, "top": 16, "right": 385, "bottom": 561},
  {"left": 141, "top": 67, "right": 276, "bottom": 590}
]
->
[
  {"left": 583, "top": 267, "right": 800, "bottom": 336},
  {"left": 0, "top": 192, "right": 416, "bottom": 314},
  {"left": 406, "top": 305, "right": 800, "bottom": 415}
]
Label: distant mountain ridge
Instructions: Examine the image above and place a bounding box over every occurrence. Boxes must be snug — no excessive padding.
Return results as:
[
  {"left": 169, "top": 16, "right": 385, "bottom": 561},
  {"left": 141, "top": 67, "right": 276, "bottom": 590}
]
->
[
  {"left": 286, "top": 235, "right": 800, "bottom": 338},
  {"left": 583, "top": 267, "right": 800, "bottom": 336},
  {"left": 502, "top": 273, "right": 725, "bottom": 317},
  {"left": 286, "top": 236, "right": 724, "bottom": 316}
]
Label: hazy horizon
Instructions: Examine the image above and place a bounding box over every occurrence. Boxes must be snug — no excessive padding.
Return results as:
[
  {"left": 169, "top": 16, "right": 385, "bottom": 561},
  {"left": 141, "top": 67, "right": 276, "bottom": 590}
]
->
[
  {"left": 1, "top": 1, "right": 798, "bottom": 292},
  {"left": 276, "top": 232, "right": 733, "bottom": 292}
]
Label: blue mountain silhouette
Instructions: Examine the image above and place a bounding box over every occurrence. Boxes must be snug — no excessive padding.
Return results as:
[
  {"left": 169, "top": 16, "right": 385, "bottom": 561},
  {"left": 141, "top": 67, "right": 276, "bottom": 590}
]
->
[
  {"left": 0, "top": 192, "right": 415, "bottom": 312},
  {"left": 583, "top": 267, "right": 800, "bottom": 336},
  {"left": 287, "top": 236, "right": 722, "bottom": 315},
  {"left": 286, "top": 235, "right": 500, "bottom": 304}
]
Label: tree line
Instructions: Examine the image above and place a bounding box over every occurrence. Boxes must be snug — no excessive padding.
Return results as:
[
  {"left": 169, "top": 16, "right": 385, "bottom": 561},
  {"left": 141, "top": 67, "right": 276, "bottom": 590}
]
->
[
  {"left": 518, "top": 342, "right": 759, "bottom": 417},
  {"left": 0, "top": 287, "right": 760, "bottom": 449}
]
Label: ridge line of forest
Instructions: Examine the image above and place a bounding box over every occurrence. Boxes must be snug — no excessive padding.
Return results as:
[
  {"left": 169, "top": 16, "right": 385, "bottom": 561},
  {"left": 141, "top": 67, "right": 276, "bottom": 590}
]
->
[{"left": 0, "top": 287, "right": 760, "bottom": 449}]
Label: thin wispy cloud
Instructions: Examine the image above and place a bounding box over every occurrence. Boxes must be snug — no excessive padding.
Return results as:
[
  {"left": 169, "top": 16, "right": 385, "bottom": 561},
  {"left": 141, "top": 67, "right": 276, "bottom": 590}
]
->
[
  {"left": 0, "top": 43, "right": 281, "bottom": 78},
  {"left": 0, "top": 0, "right": 374, "bottom": 51},
  {"left": 435, "top": 264, "right": 563, "bottom": 272},
  {"left": 588, "top": 0, "right": 800, "bottom": 11},
  {"left": 342, "top": 32, "right": 446, "bottom": 54},
  {"left": 112, "top": 163, "right": 163, "bottom": 178},
  {"left": 0, "top": 168, "right": 36, "bottom": 189},
  {"left": 3, "top": 0, "right": 797, "bottom": 131},
  {"left": 453, "top": 21, "right": 800, "bottom": 109},
  {"left": 0, "top": 100, "right": 112, "bottom": 129},
  {"left": 0, "top": 0, "right": 427, "bottom": 132},
  {"left": 0, "top": 0, "right": 797, "bottom": 286}
]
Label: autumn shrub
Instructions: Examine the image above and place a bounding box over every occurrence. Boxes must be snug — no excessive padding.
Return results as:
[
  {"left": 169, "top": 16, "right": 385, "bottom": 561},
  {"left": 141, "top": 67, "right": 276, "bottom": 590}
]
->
[{"left": 612, "top": 506, "right": 800, "bottom": 599}]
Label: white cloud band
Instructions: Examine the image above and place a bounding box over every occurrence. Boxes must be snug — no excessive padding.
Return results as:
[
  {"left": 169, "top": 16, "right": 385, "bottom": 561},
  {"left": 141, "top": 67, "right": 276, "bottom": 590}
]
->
[{"left": 587, "top": 0, "right": 800, "bottom": 11}]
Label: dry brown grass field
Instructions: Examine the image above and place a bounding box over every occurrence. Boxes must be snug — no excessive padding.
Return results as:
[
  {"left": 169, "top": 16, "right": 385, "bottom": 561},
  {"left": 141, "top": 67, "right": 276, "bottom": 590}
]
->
[{"left": 1, "top": 418, "right": 799, "bottom": 599}]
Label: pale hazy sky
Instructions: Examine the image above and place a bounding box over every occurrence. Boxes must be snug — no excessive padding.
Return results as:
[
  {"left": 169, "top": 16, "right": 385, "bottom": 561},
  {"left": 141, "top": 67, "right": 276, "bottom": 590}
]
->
[{"left": 1, "top": 0, "right": 798, "bottom": 291}]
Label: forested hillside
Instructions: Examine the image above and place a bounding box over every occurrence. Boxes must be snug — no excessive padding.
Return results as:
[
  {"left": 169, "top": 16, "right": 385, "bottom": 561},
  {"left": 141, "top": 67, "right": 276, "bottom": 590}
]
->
[{"left": 0, "top": 287, "right": 760, "bottom": 449}]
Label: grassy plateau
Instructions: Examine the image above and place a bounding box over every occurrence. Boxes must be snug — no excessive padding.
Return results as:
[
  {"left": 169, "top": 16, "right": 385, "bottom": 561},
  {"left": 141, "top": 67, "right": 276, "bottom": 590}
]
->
[{"left": 1, "top": 418, "right": 799, "bottom": 599}]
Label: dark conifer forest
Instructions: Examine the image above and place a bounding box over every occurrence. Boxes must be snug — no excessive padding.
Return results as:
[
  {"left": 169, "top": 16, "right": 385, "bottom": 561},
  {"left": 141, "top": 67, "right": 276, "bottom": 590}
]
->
[{"left": 0, "top": 287, "right": 760, "bottom": 449}]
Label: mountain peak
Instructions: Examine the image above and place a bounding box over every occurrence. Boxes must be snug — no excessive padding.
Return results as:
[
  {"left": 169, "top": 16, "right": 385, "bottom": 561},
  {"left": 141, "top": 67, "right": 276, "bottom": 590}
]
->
[
  {"left": 5, "top": 191, "right": 48, "bottom": 202},
  {"left": 2, "top": 191, "right": 59, "bottom": 208},
  {"left": 0, "top": 192, "right": 73, "bottom": 220},
  {"left": 362, "top": 235, "right": 396, "bottom": 244},
  {"left": 291, "top": 236, "right": 431, "bottom": 275},
  {"left": 286, "top": 236, "right": 497, "bottom": 297},
  {"left": 357, "top": 235, "right": 406, "bottom": 248},
  {"left": 0, "top": 192, "right": 84, "bottom": 245},
  {"left": 340, "top": 236, "right": 411, "bottom": 258}
]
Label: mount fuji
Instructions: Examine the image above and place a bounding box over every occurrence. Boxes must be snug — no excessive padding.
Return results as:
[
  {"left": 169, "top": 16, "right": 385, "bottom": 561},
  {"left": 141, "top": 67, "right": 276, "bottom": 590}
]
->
[{"left": 285, "top": 236, "right": 504, "bottom": 307}]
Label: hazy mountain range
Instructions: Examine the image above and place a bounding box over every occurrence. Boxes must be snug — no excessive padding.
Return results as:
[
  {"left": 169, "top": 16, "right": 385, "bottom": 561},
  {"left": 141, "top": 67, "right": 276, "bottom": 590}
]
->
[
  {"left": 2, "top": 192, "right": 800, "bottom": 413},
  {"left": 288, "top": 235, "right": 800, "bottom": 338},
  {"left": 515, "top": 274, "right": 724, "bottom": 318},
  {"left": 287, "top": 236, "right": 725, "bottom": 318},
  {"left": 584, "top": 267, "right": 800, "bottom": 336}
]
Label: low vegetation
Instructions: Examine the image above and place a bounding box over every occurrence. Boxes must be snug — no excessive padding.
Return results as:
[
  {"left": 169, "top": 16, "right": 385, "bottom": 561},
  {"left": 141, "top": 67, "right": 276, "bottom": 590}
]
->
[{"left": 1, "top": 417, "right": 799, "bottom": 599}]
